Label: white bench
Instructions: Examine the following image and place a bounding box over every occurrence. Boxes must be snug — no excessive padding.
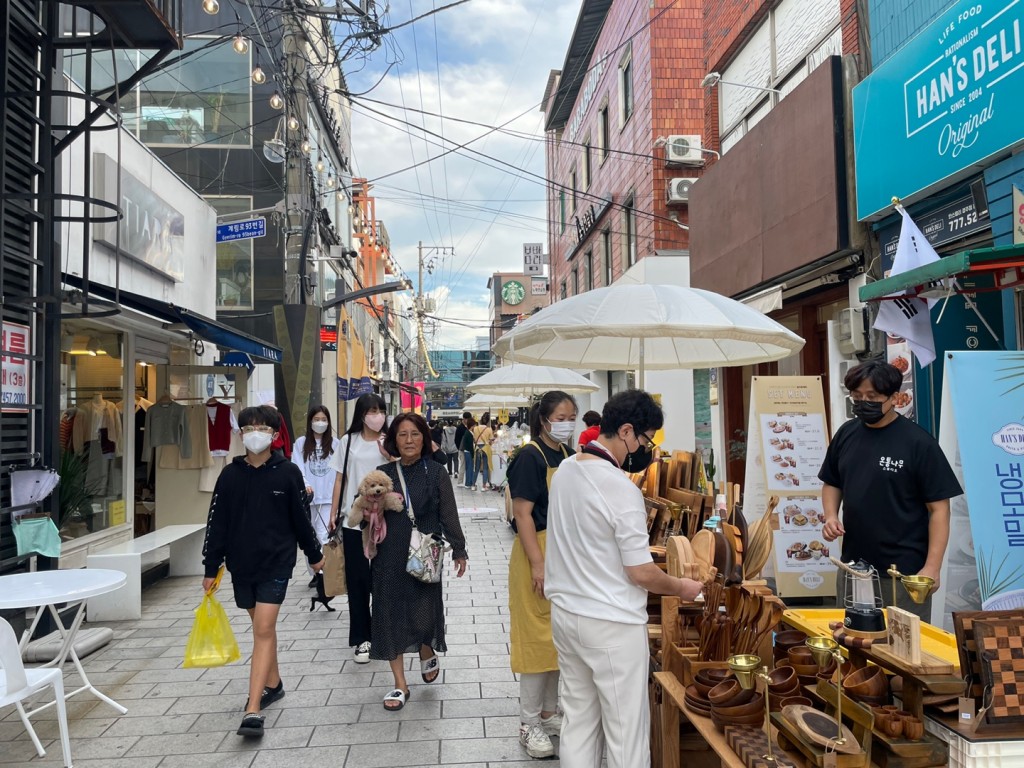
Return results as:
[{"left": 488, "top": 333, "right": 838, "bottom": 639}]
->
[{"left": 86, "top": 524, "right": 206, "bottom": 621}]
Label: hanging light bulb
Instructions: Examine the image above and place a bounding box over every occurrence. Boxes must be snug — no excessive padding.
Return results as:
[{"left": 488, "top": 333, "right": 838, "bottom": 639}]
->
[
  {"left": 336, "top": 191, "right": 344, "bottom": 201},
  {"left": 287, "top": 116, "right": 300, "bottom": 131},
  {"left": 251, "top": 65, "right": 266, "bottom": 84},
  {"left": 315, "top": 159, "right": 325, "bottom": 172},
  {"left": 326, "top": 175, "right": 335, "bottom": 188},
  {"left": 300, "top": 138, "right": 311, "bottom": 153},
  {"left": 347, "top": 204, "right": 355, "bottom": 214},
  {"left": 269, "top": 91, "right": 284, "bottom": 109},
  {"left": 232, "top": 34, "right": 249, "bottom": 54},
  {"left": 202, "top": 0, "right": 220, "bottom": 14}
]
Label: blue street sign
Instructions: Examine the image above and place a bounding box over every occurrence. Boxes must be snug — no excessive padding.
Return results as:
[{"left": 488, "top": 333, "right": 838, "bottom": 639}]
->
[
  {"left": 216, "top": 352, "right": 255, "bottom": 374},
  {"left": 216, "top": 217, "right": 266, "bottom": 243}
]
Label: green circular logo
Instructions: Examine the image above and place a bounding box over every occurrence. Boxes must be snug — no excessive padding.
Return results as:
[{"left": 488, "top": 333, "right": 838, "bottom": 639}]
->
[{"left": 501, "top": 280, "right": 526, "bottom": 305}]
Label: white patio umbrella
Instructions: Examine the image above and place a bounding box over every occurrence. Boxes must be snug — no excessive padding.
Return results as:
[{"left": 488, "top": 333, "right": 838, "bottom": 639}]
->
[
  {"left": 463, "top": 393, "right": 531, "bottom": 409},
  {"left": 491, "top": 284, "right": 805, "bottom": 386},
  {"left": 465, "top": 362, "right": 599, "bottom": 397}
]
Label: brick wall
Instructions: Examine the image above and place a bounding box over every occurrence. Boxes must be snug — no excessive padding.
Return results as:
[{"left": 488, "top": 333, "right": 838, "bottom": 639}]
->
[{"left": 544, "top": 0, "right": 703, "bottom": 298}]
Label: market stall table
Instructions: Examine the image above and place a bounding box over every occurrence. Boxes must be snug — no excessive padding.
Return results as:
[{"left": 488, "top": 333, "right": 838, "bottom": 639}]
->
[{"left": 0, "top": 568, "right": 128, "bottom": 715}]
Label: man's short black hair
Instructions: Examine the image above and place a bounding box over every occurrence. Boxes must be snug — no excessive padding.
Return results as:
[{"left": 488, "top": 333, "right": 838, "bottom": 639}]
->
[
  {"left": 581, "top": 410, "right": 601, "bottom": 428},
  {"left": 843, "top": 360, "right": 903, "bottom": 398},
  {"left": 238, "top": 404, "right": 281, "bottom": 431},
  {"left": 599, "top": 390, "right": 664, "bottom": 437},
  {"left": 462, "top": 411, "right": 472, "bottom": 421}
]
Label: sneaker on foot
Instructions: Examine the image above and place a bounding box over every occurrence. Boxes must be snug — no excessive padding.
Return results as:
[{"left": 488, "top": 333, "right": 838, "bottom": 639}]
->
[
  {"left": 237, "top": 713, "right": 265, "bottom": 738},
  {"left": 519, "top": 723, "right": 555, "bottom": 759},
  {"left": 540, "top": 711, "right": 563, "bottom": 736},
  {"left": 354, "top": 641, "right": 371, "bottom": 664},
  {"left": 260, "top": 680, "right": 285, "bottom": 709}
]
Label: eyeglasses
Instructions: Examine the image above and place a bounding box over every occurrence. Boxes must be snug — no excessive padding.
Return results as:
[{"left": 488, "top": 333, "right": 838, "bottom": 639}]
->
[
  {"left": 240, "top": 425, "right": 274, "bottom": 434},
  {"left": 636, "top": 431, "right": 657, "bottom": 452},
  {"left": 396, "top": 431, "right": 423, "bottom": 440},
  {"left": 847, "top": 393, "right": 888, "bottom": 403}
]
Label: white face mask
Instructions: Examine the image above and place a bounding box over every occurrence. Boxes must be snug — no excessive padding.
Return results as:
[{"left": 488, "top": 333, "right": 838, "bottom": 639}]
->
[
  {"left": 547, "top": 420, "right": 576, "bottom": 443},
  {"left": 311, "top": 420, "right": 329, "bottom": 434},
  {"left": 364, "top": 413, "right": 386, "bottom": 433},
  {"left": 242, "top": 431, "right": 274, "bottom": 454}
]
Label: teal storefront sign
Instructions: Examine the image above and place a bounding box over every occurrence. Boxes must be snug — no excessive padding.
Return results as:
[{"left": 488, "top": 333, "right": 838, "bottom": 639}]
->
[{"left": 853, "top": 0, "right": 1024, "bottom": 220}]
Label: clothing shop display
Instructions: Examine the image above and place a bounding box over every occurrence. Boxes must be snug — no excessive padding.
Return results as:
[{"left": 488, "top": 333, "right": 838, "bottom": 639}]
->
[
  {"left": 158, "top": 405, "right": 211, "bottom": 469},
  {"left": 71, "top": 396, "right": 124, "bottom": 457},
  {"left": 206, "top": 401, "right": 239, "bottom": 456},
  {"left": 143, "top": 400, "right": 192, "bottom": 459}
]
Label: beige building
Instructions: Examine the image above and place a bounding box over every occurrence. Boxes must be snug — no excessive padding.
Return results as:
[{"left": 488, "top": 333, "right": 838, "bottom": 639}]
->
[{"left": 487, "top": 271, "right": 549, "bottom": 350}]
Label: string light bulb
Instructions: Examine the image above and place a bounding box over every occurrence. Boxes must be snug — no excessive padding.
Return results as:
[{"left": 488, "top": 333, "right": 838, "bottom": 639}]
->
[
  {"left": 337, "top": 191, "right": 344, "bottom": 201},
  {"left": 326, "top": 175, "right": 335, "bottom": 188},
  {"left": 232, "top": 34, "right": 249, "bottom": 54},
  {"left": 287, "top": 116, "right": 299, "bottom": 131},
  {"left": 251, "top": 65, "right": 266, "bottom": 84},
  {"left": 315, "top": 159, "right": 325, "bottom": 172},
  {"left": 269, "top": 91, "right": 284, "bottom": 109},
  {"left": 202, "top": 0, "right": 220, "bottom": 14},
  {"left": 300, "top": 139, "right": 310, "bottom": 153}
]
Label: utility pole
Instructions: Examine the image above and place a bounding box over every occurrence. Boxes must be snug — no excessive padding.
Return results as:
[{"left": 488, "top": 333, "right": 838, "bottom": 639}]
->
[
  {"left": 417, "top": 240, "right": 425, "bottom": 378},
  {"left": 283, "top": 1, "right": 310, "bottom": 305}
]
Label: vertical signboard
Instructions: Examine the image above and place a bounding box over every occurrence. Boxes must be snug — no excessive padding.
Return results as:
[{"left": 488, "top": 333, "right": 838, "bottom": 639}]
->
[
  {"left": 744, "top": 376, "right": 836, "bottom": 597},
  {"left": 523, "top": 242, "right": 546, "bottom": 275},
  {"left": 942, "top": 351, "right": 1024, "bottom": 615},
  {"left": 1, "top": 321, "right": 31, "bottom": 412}
]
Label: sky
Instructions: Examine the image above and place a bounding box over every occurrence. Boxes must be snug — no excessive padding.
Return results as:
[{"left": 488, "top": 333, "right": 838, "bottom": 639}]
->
[{"left": 345, "top": 0, "right": 581, "bottom": 351}]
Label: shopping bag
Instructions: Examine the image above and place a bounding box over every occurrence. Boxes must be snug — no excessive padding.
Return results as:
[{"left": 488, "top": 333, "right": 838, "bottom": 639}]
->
[
  {"left": 13, "top": 515, "right": 62, "bottom": 558},
  {"left": 183, "top": 566, "right": 240, "bottom": 668},
  {"left": 322, "top": 534, "right": 347, "bottom": 597}
]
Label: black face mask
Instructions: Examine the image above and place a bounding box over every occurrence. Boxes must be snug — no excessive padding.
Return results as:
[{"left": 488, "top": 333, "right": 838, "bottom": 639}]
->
[
  {"left": 624, "top": 431, "right": 654, "bottom": 473},
  {"left": 852, "top": 399, "right": 886, "bottom": 424}
]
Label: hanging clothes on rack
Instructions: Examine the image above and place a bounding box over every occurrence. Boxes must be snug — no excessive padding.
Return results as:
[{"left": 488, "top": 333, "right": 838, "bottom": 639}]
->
[
  {"left": 198, "top": 403, "right": 244, "bottom": 492},
  {"left": 71, "top": 395, "right": 123, "bottom": 457},
  {"left": 158, "top": 404, "right": 212, "bottom": 469},
  {"left": 143, "top": 399, "right": 191, "bottom": 460},
  {"left": 206, "top": 400, "right": 239, "bottom": 456}
]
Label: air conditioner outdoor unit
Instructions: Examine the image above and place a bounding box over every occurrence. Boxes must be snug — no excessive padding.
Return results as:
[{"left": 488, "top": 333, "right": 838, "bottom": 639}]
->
[
  {"left": 833, "top": 307, "right": 868, "bottom": 356},
  {"left": 665, "top": 134, "right": 704, "bottom": 165},
  {"left": 667, "top": 177, "right": 698, "bottom": 203}
]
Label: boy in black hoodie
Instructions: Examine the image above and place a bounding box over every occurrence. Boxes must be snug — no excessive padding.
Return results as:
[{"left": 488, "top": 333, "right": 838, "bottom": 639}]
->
[{"left": 202, "top": 405, "right": 324, "bottom": 738}]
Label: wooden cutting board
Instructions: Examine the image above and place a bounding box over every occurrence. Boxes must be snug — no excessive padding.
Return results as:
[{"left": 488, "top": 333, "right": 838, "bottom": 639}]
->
[
  {"left": 953, "top": 609, "right": 1024, "bottom": 703},
  {"left": 973, "top": 618, "right": 1024, "bottom": 724},
  {"left": 690, "top": 528, "right": 715, "bottom": 581},
  {"left": 725, "top": 726, "right": 798, "bottom": 768},
  {"left": 781, "top": 704, "right": 862, "bottom": 755},
  {"left": 666, "top": 535, "right": 694, "bottom": 578}
]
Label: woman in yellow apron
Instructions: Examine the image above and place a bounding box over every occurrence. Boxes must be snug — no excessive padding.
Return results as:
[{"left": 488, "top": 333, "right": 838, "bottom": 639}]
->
[{"left": 506, "top": 390, "right": 577, "bottom": 759}]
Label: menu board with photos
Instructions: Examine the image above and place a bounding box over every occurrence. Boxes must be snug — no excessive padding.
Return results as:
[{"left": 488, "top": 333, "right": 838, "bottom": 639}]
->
[{"left": 743, "top": 376, "right": 837, "bottom": 597}]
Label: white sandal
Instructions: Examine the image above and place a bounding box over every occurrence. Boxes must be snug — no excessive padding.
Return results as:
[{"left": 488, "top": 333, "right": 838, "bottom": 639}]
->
[
  {"left": 383, "top": 689, "right": 409, "bottom": 711},
  {"left": 420, "top": 654, "right": 440, "bottom": 683}
]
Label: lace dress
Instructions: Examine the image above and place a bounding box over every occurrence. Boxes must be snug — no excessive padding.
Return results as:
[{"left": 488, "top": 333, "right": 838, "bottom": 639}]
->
[{"left": 369, "top": 458, "right": 468, "bottom": 660}]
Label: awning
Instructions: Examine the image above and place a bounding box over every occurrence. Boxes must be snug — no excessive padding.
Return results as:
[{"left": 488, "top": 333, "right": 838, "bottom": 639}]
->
[
  {"left": 740, "top": 285, "right": 784, "bottom": 314},
  {"left": 62, "top": 275, "right": 283, "bottom": 363},
  {"left": 858, "top": 244, "right": 1024, "bottom": 303}
]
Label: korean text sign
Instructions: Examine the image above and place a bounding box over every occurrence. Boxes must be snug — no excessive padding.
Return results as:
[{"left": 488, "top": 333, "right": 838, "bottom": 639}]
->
[{"left": 1, "top": 322, "right": 31, "bottom": 412}]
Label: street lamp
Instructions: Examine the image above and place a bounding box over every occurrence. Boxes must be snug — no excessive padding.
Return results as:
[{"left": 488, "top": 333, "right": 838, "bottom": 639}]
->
[{"left": 700, "top": 71, "right": 781, "bottom": 94}]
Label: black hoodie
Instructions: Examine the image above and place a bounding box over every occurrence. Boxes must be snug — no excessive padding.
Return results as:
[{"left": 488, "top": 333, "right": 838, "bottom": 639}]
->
[{"left": 203, "top": 452, "right": 323, "bottom": 580}]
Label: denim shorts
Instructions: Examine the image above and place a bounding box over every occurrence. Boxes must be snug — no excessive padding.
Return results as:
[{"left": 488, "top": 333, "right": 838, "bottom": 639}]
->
[{"left": 232, "top": 577, "right": 289, "bottom": 609}]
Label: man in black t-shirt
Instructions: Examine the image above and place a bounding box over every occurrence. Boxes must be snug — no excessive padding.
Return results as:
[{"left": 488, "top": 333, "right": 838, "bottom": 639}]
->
[{"left": 818, "top": 360, "right": 962, "bottom": 620}]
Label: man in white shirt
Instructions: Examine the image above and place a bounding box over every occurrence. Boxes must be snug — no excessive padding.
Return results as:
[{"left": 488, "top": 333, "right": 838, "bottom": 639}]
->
[{"left": 546, "top": 390, "right": 703, "bottom": 768}]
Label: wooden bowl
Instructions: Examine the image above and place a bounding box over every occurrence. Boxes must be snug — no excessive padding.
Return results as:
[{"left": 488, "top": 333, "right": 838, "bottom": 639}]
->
[
  {"left": 901, "top": 716, "right": 924, "bottom": 741},
  {"left": 774, "top": 629, "right": 808, "bottom": 649},
  {"left": 843, "top": 665, "right": 888, "bottom": 698},
  {"left": 767, "top": 666, "right": 798, "bottom": 692},
  {"left": 708, "top": 679, "right": 755, "bottom": 707},
  {"left": 712, "top": 693, "right": 765, "bottom": 718},
  {"left": 779, "top": 695, "right": 813, "bottom": 709},
  {"left": 791, "top": 662, "right": 820, "bottom": 677},
  {"left": 692, "top": 679, "right": 715, "bottom": 698},
  {"left": 788, "top": 646, "right": 815, "bottom": 666},
  {"left": 695, "top": 668, "right": 732, "bottom": 687},
  {"left": 711, "top": 710, "right": 765, "bottom": 732}
]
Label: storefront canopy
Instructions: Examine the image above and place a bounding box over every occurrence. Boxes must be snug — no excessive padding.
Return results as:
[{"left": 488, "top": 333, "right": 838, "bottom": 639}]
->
[
  {"left": 61, "top": 275, "right": 283, "bottom": 363},
  {"left": 858, "top": 244, "right": 1024, "bottom": 303}
]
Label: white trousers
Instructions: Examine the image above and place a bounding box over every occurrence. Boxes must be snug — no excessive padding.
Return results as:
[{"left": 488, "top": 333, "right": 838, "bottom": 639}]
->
[
  {"left": 550, "top": 604, "right": 650, "bottom": 768},
  {"left": 520, "top": 670, "right": 559, "bottom": 725},
  {"left": 307, "top": 502, "right": 332, "bottom": 576}
]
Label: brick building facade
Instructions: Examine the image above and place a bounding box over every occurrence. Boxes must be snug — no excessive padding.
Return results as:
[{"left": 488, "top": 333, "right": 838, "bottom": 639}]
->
[{"left": 541, "top": 0, "right": 704, "bottom": 301}]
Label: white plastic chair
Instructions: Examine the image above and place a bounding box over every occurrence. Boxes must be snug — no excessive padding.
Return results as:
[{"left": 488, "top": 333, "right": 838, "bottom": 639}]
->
[{"left": 0, "top": 617, "right": 73, "bottom": 766}]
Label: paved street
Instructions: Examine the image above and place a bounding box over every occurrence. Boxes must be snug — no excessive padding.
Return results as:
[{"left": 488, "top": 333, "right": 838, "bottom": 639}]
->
[{"left": 0, "top": 482, "right": 556, "bottom": 767}]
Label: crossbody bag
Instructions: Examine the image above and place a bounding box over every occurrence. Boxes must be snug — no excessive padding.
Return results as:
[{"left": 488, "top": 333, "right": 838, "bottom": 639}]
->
[{"left": 395, "top": 460, "right": 449, "bottom": 584}]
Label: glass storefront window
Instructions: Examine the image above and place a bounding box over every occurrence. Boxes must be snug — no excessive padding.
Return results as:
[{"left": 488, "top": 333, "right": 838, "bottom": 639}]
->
[
  {"left": 65, "top": 37, "right": 252, "bottom": 148},
  {"left": 207, "top": 196, "right": 254, "bottom": 309},
  {"left": 58, "top": 322, "right": 127, "bottom": 540}
]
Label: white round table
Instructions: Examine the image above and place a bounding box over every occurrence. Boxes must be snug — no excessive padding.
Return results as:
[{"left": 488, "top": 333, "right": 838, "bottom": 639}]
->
[{"left": 0, "top": 568, "right": 128, "bottom": 714}]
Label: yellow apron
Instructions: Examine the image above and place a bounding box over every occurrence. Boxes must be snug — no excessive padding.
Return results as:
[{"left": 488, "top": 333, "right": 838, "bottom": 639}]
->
[{"left": 508, "top": 441, "right": 568, "bottom": 674}]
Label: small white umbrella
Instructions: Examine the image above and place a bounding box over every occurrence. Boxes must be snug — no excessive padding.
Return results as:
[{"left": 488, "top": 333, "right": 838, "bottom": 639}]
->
[
  {"left": 463, "top": 393, "right": 531, "bottom": 409},
  {"left": 465, "top": 363, "right": 599, "bottom": 397},
  {"left": 492, "top": 284, "right": 804, "bottom": 385}
]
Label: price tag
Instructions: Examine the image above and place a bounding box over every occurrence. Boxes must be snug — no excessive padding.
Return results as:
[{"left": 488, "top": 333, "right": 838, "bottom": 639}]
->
[
  {"left": 823, "top": 751, "right": 838, "bottom": 768},
  {"left": 970, "top": 704, "right": 989, "bottom": 735},
  {"left": 958, "top": 696, "right": 975, "bottom": 724}
]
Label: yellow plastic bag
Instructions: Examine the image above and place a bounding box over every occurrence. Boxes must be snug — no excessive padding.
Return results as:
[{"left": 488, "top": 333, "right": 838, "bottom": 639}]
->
[{"left": 183, "top": 566, "right": 240, "bottom": 668}]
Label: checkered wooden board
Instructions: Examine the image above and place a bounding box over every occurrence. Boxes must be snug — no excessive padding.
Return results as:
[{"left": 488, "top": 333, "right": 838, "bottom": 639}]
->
[
  {"left": 953, "top": 610, "right": 1024, "bottom": 703},
  {"left": 725, "top": 726, "right": 798, "bottom": 768},
  {"left": 973, "top": 618, "right": 1024, "bottom": 724}
]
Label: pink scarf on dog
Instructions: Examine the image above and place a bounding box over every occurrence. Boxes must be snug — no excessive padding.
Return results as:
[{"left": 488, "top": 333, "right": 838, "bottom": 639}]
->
[{"left": 363, "top": 496, "right": 388, "bottom": 560}]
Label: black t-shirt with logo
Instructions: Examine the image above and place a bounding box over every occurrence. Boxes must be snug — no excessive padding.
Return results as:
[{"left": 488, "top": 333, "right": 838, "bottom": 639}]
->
[
  {"left": 818, "top": 414, "right": 962, "bottom": 574},
  {"left": 507, "top": 440, "right": 570, "bottom": 533}
]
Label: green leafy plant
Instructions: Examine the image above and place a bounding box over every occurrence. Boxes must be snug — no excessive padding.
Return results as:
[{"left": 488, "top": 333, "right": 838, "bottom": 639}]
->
[
  {"left": 57, "top": 450, "right": 99, "bottom": 528},
  {"left": 705, "top": 447, "right": 717, "bottom": 487}
]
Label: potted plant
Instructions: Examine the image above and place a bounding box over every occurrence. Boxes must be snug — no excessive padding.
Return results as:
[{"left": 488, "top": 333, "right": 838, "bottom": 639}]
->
[{"left": 57, "top": 450, "right": 97, "bottom": 539}]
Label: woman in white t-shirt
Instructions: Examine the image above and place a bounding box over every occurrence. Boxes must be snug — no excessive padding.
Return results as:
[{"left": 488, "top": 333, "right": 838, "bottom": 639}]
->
[
  {"left": 545, "top": 390, "right": 703, "bottom": 768},
  {"left": 328, "top": 393, "right": 391, "bottom": 664},
  {"left": 292, "top": 405, "right": 342, "bottom": 582}
]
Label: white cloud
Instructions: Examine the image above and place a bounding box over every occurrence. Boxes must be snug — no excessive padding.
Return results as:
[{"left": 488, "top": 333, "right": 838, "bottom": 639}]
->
[{"left": 347, "top": 0, "right": 579, "bottom": 353}]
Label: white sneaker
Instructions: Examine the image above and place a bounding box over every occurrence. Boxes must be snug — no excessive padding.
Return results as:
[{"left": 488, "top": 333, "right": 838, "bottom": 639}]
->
[
  {"left": 519, "top": 723, "right": 555, "bottom": 759},
  {"left": 540, "top": 712, "right": 563, "bottom": 736},
  {"left": 353, "top": 642, "right": 371, "bottom": 664}
]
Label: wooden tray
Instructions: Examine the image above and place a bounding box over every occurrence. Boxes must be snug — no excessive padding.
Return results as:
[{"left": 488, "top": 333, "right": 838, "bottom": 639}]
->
[
  {"left": 872, "top": 644, "right": 954, "bottom": 676},
  {"left": 952, "top": 609, "right": 1024, "bottom": 703},
  {"left": 973, "top": 618, "right": 1024, "bottom": 724}
]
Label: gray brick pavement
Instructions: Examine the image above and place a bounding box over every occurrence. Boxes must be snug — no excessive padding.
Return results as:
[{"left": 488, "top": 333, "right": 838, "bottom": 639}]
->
[{"left": 1, "top": 483, "right": 563, "bottom": 766}]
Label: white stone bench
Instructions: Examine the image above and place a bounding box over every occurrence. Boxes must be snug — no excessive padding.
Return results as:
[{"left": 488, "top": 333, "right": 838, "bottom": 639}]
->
[{"left": 86, "top": 524, "right": 206, "bottom": 621}]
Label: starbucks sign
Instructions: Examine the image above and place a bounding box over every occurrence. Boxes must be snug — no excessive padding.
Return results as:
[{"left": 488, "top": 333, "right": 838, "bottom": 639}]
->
[{"left": 501, "top": 280, "right": 526, "bottom": 306}]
